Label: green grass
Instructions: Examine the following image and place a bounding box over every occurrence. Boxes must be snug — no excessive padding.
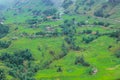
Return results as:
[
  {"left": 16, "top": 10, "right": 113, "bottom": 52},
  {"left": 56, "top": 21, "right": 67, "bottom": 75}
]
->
[{"left": 0, "top": 6, "right": 120, "bottom": 80}]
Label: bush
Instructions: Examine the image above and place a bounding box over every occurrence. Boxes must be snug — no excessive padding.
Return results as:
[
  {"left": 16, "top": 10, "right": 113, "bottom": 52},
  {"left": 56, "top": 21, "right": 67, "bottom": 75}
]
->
[
  {"left": 62, "top": 0, "right": 73, "bottom": 9},
  {"left": 0, "top": 41, "right": 11, "bottom": 49},
  {"left": 0, "top": 49, "right": 36, "bottom": 80},
  {"left": 82, "top": 35, "right": 98, "bottom": 44},
  {"left": 57, "top": 67, "right": 62, "bottom": 72},
  {"left": 43, "top": 8, "right": 57, "bottom": 16},
  {"left": 94, "top": 9, "right": 104, "bottom": 17},
  {"left": 75, "top": 56, "right": 90, "bottom": 67},
  {"left": 110, "top": 30, "right": 120, "bottom": 41},
  {"left": 0, "top": 69, "right": 6, "bottom": 80},
  {"left": 0, "top": 24, "right": 9, "bottom": 38},
  {"left": 115, "top": 50, "right": 120, "bottom": 58},
  {"left": 42, "top": 0, "right": 53, "bottom": 6},
  {"left": 82, "top": 30, "right": 92, "bottom": 34}
]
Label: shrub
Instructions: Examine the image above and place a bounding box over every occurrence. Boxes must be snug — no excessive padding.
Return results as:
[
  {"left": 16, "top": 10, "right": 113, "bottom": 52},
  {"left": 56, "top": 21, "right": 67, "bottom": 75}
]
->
[
  {"left": 82, "top": 35, "right": 97, "bottom": 44},
  {"left": 62, "top": 0, "right": 73, "bottom": 9},
  {"left": 43, "top": 8, "right": 57, "bottom": 16},
  {"left": 0, "top": 41, "right": 11, "bottom": 49},
  {"left": 0, "top": 69, "right": 6, "bottom": 80},
  {"left": 75, "top": 56, "right": 90, "bottom": 67},
  {"left": 0, "top": 24, "right": 9, "bottom": 38},
  {"left": 94, "top": 9, "right": 104, "bottom": 17},
  {"left": 0, "top": 49, "right": 36, "bottom": 80},
  {"left": 82, "top": 30, "right": 92, "bottom": 34},
  {"left": 57, "top": 67, "right": 62, "bottom": 72},
  {"left": 115, "top": 50, "right": 120, "bottom": 58},
  {"left": 110, "top": 30, "right": 120, "bottom": 41}
]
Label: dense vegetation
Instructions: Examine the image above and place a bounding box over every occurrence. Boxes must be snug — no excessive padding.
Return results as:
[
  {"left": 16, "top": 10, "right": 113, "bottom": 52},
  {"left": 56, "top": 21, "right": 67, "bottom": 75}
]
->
[
  {"left": 0, "top": 49, "right": 38, "bottom": 80},
  {"left": 0, "top": 24, "right": 9, "bottom": 38}
]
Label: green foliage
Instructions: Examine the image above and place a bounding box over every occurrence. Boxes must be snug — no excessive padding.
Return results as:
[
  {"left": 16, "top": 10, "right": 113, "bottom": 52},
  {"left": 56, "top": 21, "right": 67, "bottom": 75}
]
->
[
  {"left": 0, "top": 41, "right": 11, "bottom": 49},
  {"left": 82, "top": 35, "right": 98, "bottom": 44},
  {"left": 93, "top": 21, "right": 110, "bottom": 27},
  {"left": 94, "top": 9, "right": 104, "bottom": 17},
  {"left": 0, "top": 49, "right": 37, "bottom": 80},
  {"left": 43, "top": 8, "right": 57, "bottom": 16},
  {"left": 62, "top": 0, "right": 73, "bottom": 9},
  {"left": 61, "top": 43, "right": 68, "bottom": 55},
  {"left": 61, "top": 19, "right": 79, "bottom": 50},
  {"left": 0, "top": 69, "right": 6, "bottom": 80},
  {"left": 0, "top": 49, "right": 33, "bottom": 66},
  {"left": 41, "top": 0, "right": 54, "bottom": 6},
  {"left": 27, "top": 19, "right": 38, "bottom": 25},
  {"left": 0, "top": 24, "right": 9, "bottom": 38},
  {"left": 57, "top": 67, "right": 62, "bottom": 72},
  {"left": 109, "top": 0, "right": 120, "bottom": 4},
  {"left": 115, "top": 50, "right": 120, "bottom": 58},
  {"left": 110, "top": 29, "right": 120, "bottom": 41},
  {"left": 75, "top": 56, "right": 90, "bottom": 67}
]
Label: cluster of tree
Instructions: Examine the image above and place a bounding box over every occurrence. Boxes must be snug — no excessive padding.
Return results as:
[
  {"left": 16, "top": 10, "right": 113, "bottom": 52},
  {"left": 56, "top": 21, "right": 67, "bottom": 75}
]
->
[
  {"left": 93, "top": 22, "right": 110, "bottom": 27},
  {"left": 32, "top": 10, "right": 41, "bottom": 17},
  {"left": 35, "top": 29, "right": 60, "bottom": 38},
  {"left": 114, "top": 50, "right": 120, "bottom": 58},
  {"left": 61, "top": 19, "right": 80, "bottom": 50},
  {"left": 41, "top": 0, "right": 54, "bottom": 6},
  {"left": 94, "top": 9, "right": 105, "bottom": 17},
  {"left": 77, "top": 21, "right": 87, "bottom": 26},
  {"left": 75, "top": 56, "right": 90, "bottom": 67},
  {"left": 35, "top": 31, "right": 45, "bottom": 36},
  {"left": 77, "top": 21, "right": 110, "bottom": 27},
  {"left": 94, "top": 8, "right": 110, "bottom": 18},
  {"left": 82, "top": 30, "right": 92, "bottom": 34},
  {"left": 0, "top": 49, "right": 38, "bottom": 80},
  {"left": 0, "top": 41, "right": 11, "bottom": 49},
  {"left": 43, "top": 8, "right": 57, "bottom": 16},
  {"left": 0, "top": 24, "right": 9, "bottom": 38},
  {"left": 26, "top": 19, "right": 39, "bottom": 28},
  {"left": 86, "top": 0, "right": 95, "bottom": 7},
  {"left": 62, "top": 0, "right": 73, "bottom": 9},
  {"left": 61, "top": 43, "right": 68, "bottom": 56},
  {"left": 109, "top": 0, "right": 120, "bottom": 4},
  {"left": 48, "top": 43, "right": 68, "bottom": 61},
  {"left": 27, "top": 19, "right": 38, "bottom": 25},
  {"left": 0, "top": 69, "right": 6, "bottom": 80},
  {"left": 82, "top": 35, "right": 98, "bottom": 44},
  {"left": 109, "top": 29, "right": 120, "bottom": 41}
]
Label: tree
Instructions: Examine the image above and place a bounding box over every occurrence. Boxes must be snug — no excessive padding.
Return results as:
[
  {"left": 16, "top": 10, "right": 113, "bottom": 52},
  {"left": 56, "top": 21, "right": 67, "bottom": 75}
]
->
[
  {"left": 115, "top": 50, "right": 120, "bottom": 58},
  {"left": 61, "top": 43, "right": 68, "bottom": 55},
  {"left": 0, "top": 49, "right": 37, "bottom": 80},
  {"left": 0, "top": 24, "right": 9, "bottom": 38},
  {"left": 94, "top": 9, "right": 104, "bottom": 17},
  {"left": 75, "top": 56, "right": 90, "bottom": 67},
  {"left": 62, "top": 19, "right": 78, "bottom": 50},
  {"left": 62, "top": 0, "right": 73, "bottom": 9},
  {"left": 57, "top": 67, "right": 62, "bottom": 72},
  {"left": 43, "top": 8, "right": 57, "bottom": 16},
  {"left": 0, "top": 41, "right": 11, "bottom": 49},
  {"left": 0, "top": 69, "right": 6, "bottom": 80},
  {"left": 110, "top": 29, "right": 120, "bottom": 41},
  {"left": 42, "top": 0, "right": 54, "bottom": 6}
]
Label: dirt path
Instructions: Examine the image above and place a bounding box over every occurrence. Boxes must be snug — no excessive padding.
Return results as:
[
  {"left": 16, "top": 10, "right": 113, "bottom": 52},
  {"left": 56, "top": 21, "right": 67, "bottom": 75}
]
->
[{"left": 106, "top": 65, "right": 120, "bottom": 70}]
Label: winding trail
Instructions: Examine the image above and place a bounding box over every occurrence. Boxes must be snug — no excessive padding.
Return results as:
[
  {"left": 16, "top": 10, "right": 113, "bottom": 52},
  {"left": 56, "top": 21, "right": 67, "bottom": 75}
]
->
[{"left": 106, "top": 65, "right": 120, "bottom": 70}]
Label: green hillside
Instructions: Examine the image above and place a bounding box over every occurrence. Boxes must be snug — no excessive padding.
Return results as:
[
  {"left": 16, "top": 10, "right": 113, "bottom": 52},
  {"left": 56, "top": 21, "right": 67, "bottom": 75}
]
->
[{"left": 0, "top": 0, "right": 120, "bottom": 80}]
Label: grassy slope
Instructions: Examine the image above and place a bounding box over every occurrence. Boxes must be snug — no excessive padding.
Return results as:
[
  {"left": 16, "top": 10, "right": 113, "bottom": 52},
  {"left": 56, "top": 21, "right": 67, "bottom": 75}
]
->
[
  {"left": 1, "top": 14, "right": 120, "bottom": 80},
  {"left": 0, "top": 0, "right": 120, "bottom": 80}
]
